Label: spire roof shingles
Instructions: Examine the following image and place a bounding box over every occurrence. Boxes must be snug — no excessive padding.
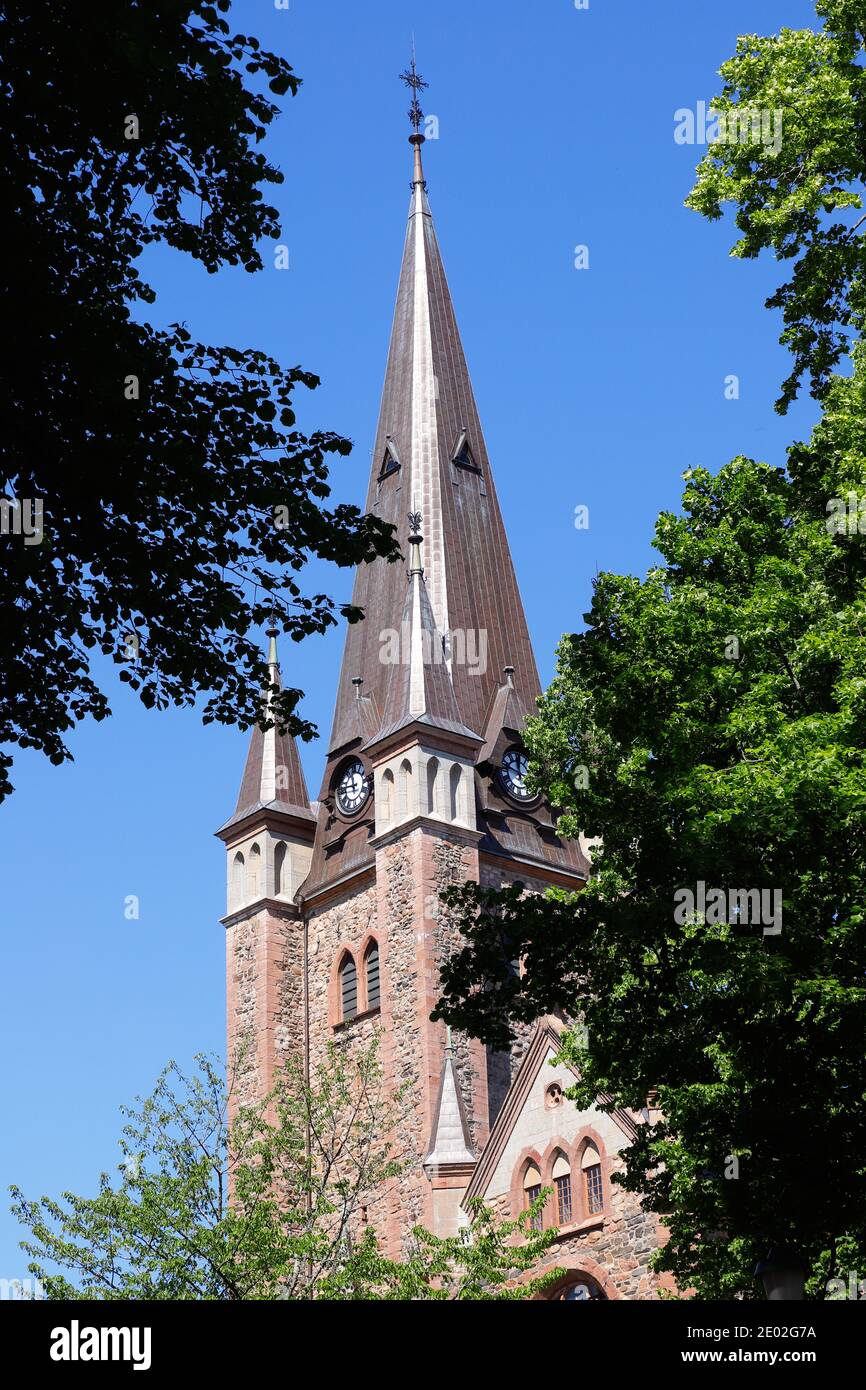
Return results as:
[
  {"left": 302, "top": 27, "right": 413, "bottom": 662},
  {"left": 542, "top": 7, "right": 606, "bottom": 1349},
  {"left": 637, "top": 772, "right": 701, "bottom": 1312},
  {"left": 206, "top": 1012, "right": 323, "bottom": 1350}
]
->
[
  {"left": 325, "top": 135, "right": 541, "bottom": 760},
  {"left": 369, "top": 520, "right": 481, "bottom": 748}
]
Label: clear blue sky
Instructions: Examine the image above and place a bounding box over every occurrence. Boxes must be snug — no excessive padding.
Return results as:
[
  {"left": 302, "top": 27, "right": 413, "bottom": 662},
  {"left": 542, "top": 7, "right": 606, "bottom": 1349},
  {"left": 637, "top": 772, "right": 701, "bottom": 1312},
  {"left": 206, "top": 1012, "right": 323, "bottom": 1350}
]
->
[{"left": 0, "top": 0, "right": 822, "bottom": 1280}]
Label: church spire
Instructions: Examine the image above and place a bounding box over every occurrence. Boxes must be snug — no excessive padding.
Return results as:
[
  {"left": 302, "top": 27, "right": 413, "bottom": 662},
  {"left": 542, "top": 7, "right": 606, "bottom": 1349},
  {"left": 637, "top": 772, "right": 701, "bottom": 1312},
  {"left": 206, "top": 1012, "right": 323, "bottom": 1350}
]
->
[
  {"left": 219, "top": 623, "right": 314, "bottom": 835},
  {"left": 324, "top": 68, "right": 542, "bottom": 757},
  {"left": 302, "top": 73, "right": 588, "bottom": 896}
]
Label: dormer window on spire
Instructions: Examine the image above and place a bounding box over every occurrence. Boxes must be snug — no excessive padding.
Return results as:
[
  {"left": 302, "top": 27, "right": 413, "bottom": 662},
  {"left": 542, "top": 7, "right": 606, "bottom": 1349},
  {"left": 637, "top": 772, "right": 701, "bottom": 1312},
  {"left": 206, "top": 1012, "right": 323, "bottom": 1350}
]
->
[
  {"left": 450, "top": 430, "right": 483, "bottom": 497},
  {"left": 451, "top": 428, "right": 481, "bottom": 476},
  {"left": 377, "top": 437, "right": 401, "bottom": 488}
]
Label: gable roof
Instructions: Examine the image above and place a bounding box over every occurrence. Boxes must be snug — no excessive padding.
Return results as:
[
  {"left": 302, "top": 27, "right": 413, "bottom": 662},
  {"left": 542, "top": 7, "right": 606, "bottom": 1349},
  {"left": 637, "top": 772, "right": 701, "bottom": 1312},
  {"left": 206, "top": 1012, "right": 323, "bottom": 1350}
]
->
[{"left": 462, "top": 1017, "right": 641, "bottom": 1206}]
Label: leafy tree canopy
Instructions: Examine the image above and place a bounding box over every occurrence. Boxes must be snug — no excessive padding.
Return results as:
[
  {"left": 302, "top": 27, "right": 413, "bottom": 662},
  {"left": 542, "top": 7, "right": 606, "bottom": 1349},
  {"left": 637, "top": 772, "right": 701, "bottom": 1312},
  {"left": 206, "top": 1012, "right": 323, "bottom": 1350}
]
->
[
  {"left": 11, "top": 1041, "right": 557, "bottom": 1300},
  {"left": 436, "top": 362, "right": 866, "bottom": 1295},
  {"left": 0, "top": 0, "right": 399, "bottom": 800},
  {"left": 436, "top": 2, "right": 866, "bottom": 1297},
  {"left": 686, "top": 0, "right": 866, "bottom": 411}
]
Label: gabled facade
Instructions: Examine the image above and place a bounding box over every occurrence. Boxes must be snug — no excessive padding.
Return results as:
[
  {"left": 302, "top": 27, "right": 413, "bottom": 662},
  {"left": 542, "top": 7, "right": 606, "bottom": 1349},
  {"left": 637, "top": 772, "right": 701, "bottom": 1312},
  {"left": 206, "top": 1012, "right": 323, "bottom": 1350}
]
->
[
  {"left": 218, "top": 119, "right": 664, "bottom": 1293},
  {"left": 462, "top": 1017, "right": 670, "bottom": 1299}
]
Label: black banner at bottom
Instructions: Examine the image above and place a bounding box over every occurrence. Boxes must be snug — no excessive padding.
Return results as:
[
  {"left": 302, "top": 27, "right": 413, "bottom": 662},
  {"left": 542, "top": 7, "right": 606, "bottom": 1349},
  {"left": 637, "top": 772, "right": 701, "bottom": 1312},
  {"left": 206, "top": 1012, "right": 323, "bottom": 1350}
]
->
[{"left": 1, "top": 1297, "right": 860, "bottom": 1375}]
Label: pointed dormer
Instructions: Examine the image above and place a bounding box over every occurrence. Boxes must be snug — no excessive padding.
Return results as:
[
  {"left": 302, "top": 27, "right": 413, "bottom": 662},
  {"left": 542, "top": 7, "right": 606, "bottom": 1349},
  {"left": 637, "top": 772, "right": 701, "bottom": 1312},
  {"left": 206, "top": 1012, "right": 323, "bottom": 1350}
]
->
[
  {"left": 475, "top": 663, "right": 590, "bottom": 880},
  {"left": 216, "top": 623, "right": 316, "bottom": 912},
  {"left": 477, "top": 664, "right": 525, "bottom": 767}
]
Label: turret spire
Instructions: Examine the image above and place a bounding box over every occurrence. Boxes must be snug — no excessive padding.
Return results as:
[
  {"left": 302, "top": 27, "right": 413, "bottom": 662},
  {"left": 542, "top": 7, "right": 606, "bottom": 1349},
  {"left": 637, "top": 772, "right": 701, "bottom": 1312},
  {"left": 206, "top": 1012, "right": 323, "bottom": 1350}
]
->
[
  {"left": 407, "top": 509, "right": 423, "bottom": 576},
  {"left": 266, "top": 613, "right": 279, "bottom": 678},
  {"left": 218, "top": 625, "right": 315, "bottom": 834}
]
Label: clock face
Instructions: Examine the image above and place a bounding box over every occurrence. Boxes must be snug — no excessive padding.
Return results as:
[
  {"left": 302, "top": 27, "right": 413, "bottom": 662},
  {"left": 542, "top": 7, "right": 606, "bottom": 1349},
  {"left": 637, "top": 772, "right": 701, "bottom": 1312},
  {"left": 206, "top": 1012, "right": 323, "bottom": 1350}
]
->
[
  {"left": 336, "top": 759, "right": 370, "bottom": 815},
  {"left": 498, "top": 747, "right": 534, "bottom": 802}
]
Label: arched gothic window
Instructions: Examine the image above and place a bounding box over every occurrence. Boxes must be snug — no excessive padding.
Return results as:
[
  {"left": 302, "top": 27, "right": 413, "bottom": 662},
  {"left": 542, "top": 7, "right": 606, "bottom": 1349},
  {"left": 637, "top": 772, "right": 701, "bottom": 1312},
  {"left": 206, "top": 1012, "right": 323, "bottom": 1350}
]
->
[
  {"left": 555, "top": 1275, "right": 607, "bottom": 1301},
  {"left": 274, "top": 841, "right": 287, "bottom": 897},
  {"left": 552, "top": 1151, "right": 573, "bottom": 1224},
  {"left": 231, "top": 851, "right": 245, "bottom": 909},
  {"left": 365, "top": 941, "right": 381, "bottom": 1012},
  {"left": 582, "top": 1143, "right": 604, "bottom": 1215},
  {"left": 523, "top": 1163, "right": 543, "bottom": 1232},
  {"left": 380, "top": 768, "right": 394, "bottom": 824},
  {"left": 399, "top": 758, "right": 413, "bottom": 819},
  {"left": 449, "top": 764, "right": 462, "bottom": 821},
  {"left": 340, "top": 954, "right": 358, "bottom": 1021},
  {"left": 247, "top": 843, "right": 261, "bottom": 899}
]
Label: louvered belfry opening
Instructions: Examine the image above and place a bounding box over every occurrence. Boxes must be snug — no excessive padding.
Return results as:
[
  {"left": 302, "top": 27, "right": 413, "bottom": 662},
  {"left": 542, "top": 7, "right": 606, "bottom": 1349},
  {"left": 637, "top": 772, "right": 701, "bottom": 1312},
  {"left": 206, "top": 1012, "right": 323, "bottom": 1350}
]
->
[
  {"left": 340, "top": 954, "right": 358, "bottom": 1020},
  {"left": 365, "top": 942, "right": 381, "bottom": 1012}
]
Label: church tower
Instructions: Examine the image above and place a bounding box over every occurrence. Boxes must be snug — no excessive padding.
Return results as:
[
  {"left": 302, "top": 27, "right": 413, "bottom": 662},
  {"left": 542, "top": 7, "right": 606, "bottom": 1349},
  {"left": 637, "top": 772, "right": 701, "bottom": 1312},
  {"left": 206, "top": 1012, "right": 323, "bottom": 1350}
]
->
[
  {"left": 219, "top": 71, "right": 589, "bottom": 1252},
  {"left": 216, "top": 622, "right": 316, "bottom": 1115}
]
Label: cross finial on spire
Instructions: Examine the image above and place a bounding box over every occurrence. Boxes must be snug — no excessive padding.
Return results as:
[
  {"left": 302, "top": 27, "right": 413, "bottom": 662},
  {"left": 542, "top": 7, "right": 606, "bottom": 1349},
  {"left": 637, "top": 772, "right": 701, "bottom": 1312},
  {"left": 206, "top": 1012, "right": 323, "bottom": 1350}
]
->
[
  {"left": 400, "top": 47, "right": 429, "bottom": 189},
  {"left": 399, "top": 45, "right": 428, "bottom": 136}
]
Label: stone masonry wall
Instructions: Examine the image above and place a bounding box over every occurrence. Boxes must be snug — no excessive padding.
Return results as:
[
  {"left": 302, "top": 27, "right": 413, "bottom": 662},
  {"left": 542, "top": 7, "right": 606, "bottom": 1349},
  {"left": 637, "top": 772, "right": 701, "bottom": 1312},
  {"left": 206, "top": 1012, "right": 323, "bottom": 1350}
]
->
[
  {"left": 430, "top": 835, "right": 484, "bottom": 1153},
  {"left": 226, "top": 907, "right": 304, "bottom": 1117},
  {"left": 380, "top": 837, "right": 427, "bottom": 1244},
  {"left": 486, "top": 1157, "right": 666, "bottom": 1301},
  {"left": 479, "top": 861, "right": 560, "bottom": 1081}
]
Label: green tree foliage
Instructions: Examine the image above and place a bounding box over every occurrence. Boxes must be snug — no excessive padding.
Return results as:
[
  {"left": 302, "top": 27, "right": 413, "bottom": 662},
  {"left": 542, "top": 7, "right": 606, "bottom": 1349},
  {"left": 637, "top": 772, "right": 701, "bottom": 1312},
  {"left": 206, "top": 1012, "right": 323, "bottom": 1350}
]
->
[
  {"left": 11, "top": 1040, "right": 557, "bottom": 1300},
  {"left": 0, "top": 1, "right": 398, "bottom": 800},
  {"left": 436, "top": 383, "right": 866, "bottom": 1297},
  {"left": 686, "top": 0, "right": 866, "bottom": 411},
  {"left": 435, "top": 3, "right": 866, "bottom": 1300}
]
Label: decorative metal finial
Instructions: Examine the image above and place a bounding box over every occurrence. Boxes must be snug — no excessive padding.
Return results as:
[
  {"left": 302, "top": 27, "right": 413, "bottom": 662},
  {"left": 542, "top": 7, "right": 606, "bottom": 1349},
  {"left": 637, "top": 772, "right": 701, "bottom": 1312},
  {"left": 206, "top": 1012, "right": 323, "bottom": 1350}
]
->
[
  {"left": 399, "top": 47, "right": 428, "bottom": 136},
  {"left": 407, "top": 511, "right": 423, "bottom": 578},
  {"left": 266, "top": 611, "right": 279, "bottom": 670}
]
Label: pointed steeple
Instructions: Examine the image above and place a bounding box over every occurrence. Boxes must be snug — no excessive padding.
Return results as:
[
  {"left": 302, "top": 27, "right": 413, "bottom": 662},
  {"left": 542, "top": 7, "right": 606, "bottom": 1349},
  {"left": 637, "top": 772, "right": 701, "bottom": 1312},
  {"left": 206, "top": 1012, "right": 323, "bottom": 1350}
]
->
[
  {"left": 326, "top": 105, "right": 541, "bottom": 759},
  {"left": 302, "top": 77, "right": 588, "bottom": 896},
  {"left": 372, "top": 513, "right": 480, "bottom": 746},
  {"left": 219, "top": 623, "right": 315, "bottom": 835},
  {"left": 425, "top": 1027, "right": 475, "bottom": 1168}
]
